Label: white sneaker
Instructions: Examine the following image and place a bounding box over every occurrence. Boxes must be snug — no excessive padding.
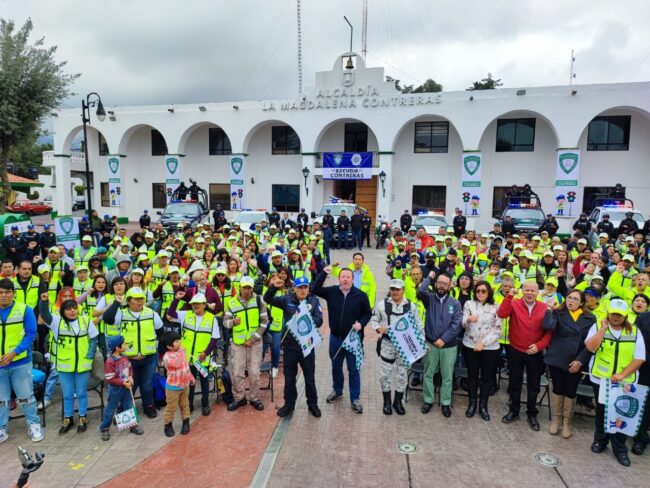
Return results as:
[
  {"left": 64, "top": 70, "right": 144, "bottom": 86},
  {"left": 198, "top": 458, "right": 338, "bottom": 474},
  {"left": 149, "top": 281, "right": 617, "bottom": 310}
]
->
[
  {"left": 38, "top": 399, "right": 51, "bottom": 411},
  {"left": 0, "top": 429, "right": 8, "bottom": 444},
  {"left": 28, "top": 424, "right": 44, "bottom": 442},
  {"left": 271, "top": 367, "right": 278, "bottom": 379}
]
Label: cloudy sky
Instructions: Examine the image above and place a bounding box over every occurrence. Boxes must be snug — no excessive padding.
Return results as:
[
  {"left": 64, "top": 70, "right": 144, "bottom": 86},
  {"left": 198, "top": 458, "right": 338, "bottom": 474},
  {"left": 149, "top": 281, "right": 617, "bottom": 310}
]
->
[{"left": 3, "top": 0, "right": 650, "bottom": 108}]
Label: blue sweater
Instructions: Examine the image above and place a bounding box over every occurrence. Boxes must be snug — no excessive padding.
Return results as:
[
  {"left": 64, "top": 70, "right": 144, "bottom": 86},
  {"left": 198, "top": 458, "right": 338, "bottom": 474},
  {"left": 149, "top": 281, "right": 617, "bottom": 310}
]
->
[{"left": 0, "top": 303, "right": 37, "bottom": 369}]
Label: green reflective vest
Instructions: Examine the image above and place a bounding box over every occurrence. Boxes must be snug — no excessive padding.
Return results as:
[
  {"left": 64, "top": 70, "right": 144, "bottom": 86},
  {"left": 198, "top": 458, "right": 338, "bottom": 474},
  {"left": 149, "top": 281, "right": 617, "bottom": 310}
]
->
[
  {"left": 264, "top": 286, "right": 285, "bottom": 332},
  {"left": 102, "top": 295, "right": 121, "bottom": 336},
  {"left": 229, "top": 295, "right": 261, "bottom": 345},
  {"left": 73, "top": 278, "right": 91, "bottom": 295},
  {"left": 0, "top": 302, "right": 29, "bottom": 362},
  {"left": 151, "top": 263, "right": 169, "bottom": 289},
  {"left": 181, "top": 311, "right": 215, "bottom": 366},
  {"left": 55, "top": 315, "right": 93, "bottom": 373},
  {"left": 74, "top": 246, "right": 96, "bottom": 266},
  {"left": 121, "top": 307, "right": 157, "bottom": 357},
  {"left": 12, "top": 276, "right": 40, "bottom": 309},
  {"left": 591, "top": 325, "right": 638, "bottom": 383}
]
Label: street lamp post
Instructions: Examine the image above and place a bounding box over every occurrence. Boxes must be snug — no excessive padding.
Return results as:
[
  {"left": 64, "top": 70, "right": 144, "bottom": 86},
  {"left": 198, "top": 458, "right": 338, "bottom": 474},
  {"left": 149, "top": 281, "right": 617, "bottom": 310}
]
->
[
  {"left": 81, "top": 92, "right": 106, "bottom": 220},
  {"left": 379, "top": 170, "right": 387, "bottom": 197},
  {"left": 302, "top": 166, "right": 310, "bottom": 196}
]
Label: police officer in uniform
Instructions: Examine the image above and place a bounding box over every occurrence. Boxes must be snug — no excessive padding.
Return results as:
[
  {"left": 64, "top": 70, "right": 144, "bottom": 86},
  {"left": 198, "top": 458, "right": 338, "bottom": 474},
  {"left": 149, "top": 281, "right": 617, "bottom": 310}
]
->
[
  {"left": 39, "top": 225, "right": 56, "bottom": 259},
  {"left": 139, "top": 210, "right": 151, "bottom": 229},
  {"left": 572, "top": 213, "right": 591, "bottom": 235},
  {"left": 264, "top": 276, "right": 323, "bottom": 418},
  {"left": 269, "top": 207, "right": 281, "bottom": 227},
  {"left": 213, "top": 203, "right": 227, "bottom": 230},
  {"left": 596, "top": 213, "right": 615, "bottom": 240},
  {"left": 2, "top": 226, "right": 25, "bottom": 266},
  {"left": 297, "top": 208, "right": 309, "bottom": 230},
  {"left": 400, "top": 210, "right": 412, "bottom": 234},
  {"left": 453, "top": 210, "right": 467, "bottom": 238},
  {"left": 361, "top": 211, "right": 372, "bottom": 248},
  {"left": 321, "top": 209, "right": 334, "bottom": 263},
  {"left": 619, "top": 211, "right": 639, "bottom": 237}
]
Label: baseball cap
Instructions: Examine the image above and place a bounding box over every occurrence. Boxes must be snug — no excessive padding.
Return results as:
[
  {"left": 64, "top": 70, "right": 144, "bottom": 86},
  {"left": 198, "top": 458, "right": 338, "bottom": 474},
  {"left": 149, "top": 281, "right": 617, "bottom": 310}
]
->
[
  {"left": 168, "top": 266, "right": 180, "bottom": 274},
  {"left": 189, "top": 294, "right": 207, "bottom": 304},
  {"left": 27, "top": 224, "right": 34, "bottom": 230},
  {"left": 460, "top": 239, "right": 470, "bottom": 247},
  {"left": 97, "top": 246, "right": 107, "bottom": 253},
  {"left": 144, "top": 232, "right": 154, "bottom": 239},
  {"left": 43, "top": 224, "right": 51, "bottom": 229},
  {"left": 501, "top": 271, "right": 514, "bottom": 279},
  {"left": 215, "top": 267, "right": 227, "bottom": 275},
  {"left": 521, "top": 250, "right": 535, "bottom": 260},
  {"left": 126, "top": 287, "right": 146, "bottom": 299},
  {"left": 446, "top": 248, "right": 457, "bottom": 256},
  {"left": 291, "top": 248, "right": 301, "bottom": 255},
  {"left": 625, "top": 236, "right": 634, "bottom": 242},
  {"left": 608, "top": 299, "right": 628, "bottom": 316},
  {"left": 389, "top": 279, "right": 405, "bottom": 289},
  {"left": 294, "top": 276, "right": 310, "bottom": 287},
  {"left": 48, "top": 246, "right": 59, "bottom": 254},
  {"left": 107, "top": 335, "right": 125, "bottom": 353},
  {"left": 598, "top": 232, "right": 609, "bottom": 239},
  {"left": 104, "top": 214, "right": 111, "bottom": 219},
  {"left": 622, "top": 254, "right": 635, "bottom": 262},
  {"left": 131, "top": 268, "right": 145, "bottom": 275},
  {"left": 76, "top": 264, "right": 89, "bottom": 272},
  {"left": 157, "top": 250, "right": 170, "bottom": 258},
  {"left": 425, "top": 251, "right": 436, "bottom": 258},
  {"left": 240, "top": 276, "right": 255, "bottom": 288},
  {"left": 513, "top": 243, "right": 524, "bottom": 250},
  {"left": 591, "top": 275, "right": 604, "bottom": 282},
  {"left": 195, "top": 237, "right": 205, "bottom": 243},
  {"left": 82, "top": 235, "right": 93, "bottom": 242},
  {"left": 177, "top": 223, "right": 185, "bottom": 228},
  {"left": 545, "top": 277, "right": 559, "bottom": 287},
  {"left": 543, "top": 250, "right": 554, "bottom": 257},
  {"left": 577, "top": 238, "right": 587, "bottom": 245},
  {"left": 532, "top": 235, "right": 541, "bottom": 241},
  {"left": 552, "top": 245, "right": 564, "bottom": 251},
  {"left": 271, "top": 250, "right": 283, "bottom": 258}
]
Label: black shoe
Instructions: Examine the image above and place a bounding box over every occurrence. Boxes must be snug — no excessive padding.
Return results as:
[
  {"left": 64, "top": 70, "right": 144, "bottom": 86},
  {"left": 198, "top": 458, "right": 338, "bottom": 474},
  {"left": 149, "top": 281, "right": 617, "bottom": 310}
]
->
[
  {"left": 382, "top": 391, "right": 393, "bottom": 416},
  {"left": 130, "top": 426, "right": 144, "bottom": 435},
  {"left": 308, "top": 405, "right": 322, "bottom": 418},
  {"left": 465, "top": 400, "right": 477, "bottom": 418},
  {"left": 615, "top": 451, "right": 631, "bottom": 467},
  {"left": 527, "top": 415, "right": 540, "bottom": 431},
  {"left": 180, "top": 419, "right": 190, "bottom": 435},
  {"left": 326, "top": 391, "right": 343, "bottom": 403},
  {"left": 501, "top": 411, "right": 520, "bottom": 424},
  {"left": 277, "top": 404, "right": 295, "bottom": 417},
  {"left": 410, "top": 376, "right": 421, "bottom": 387},
  {"left": 250, "top": 399, "right": 264, "bottom": 411},
  {"left": 143, "top": 405, "right": 158, "bottom": 419},
  {"left": 164, "top": 423, "right": 175, "bottom": 437},
  {"left": 393, "top": 392, "right": 406, "bottom": 416},
  {"left": 58, "top": 417, "right": 74, "bottom": 436},
  {"left": 201, "top": 399, "right": 211, "bottom": 416},
  {"left": 632, "top": 440, "right": 648, "bottom": 455},
  {"left": 479, "top": 402, "right": 490, "bottom": 421},
  {"left": 351, "top": 400, "right": 363, "bottom": 414},
  {"left": 77, "top": 415, "right": 88, "bottom": 433},
  {"left": 591, "top": 441, "right": 607, "bottom": 453},
  {"left": 441, "top": 405, "right": 452, "bottom": 418},
  {"left": 421, "top": 403, "right": 433, "bottom": 414},
  {"left": 227, "top": 399, "right": 247, "bottom": 411}
]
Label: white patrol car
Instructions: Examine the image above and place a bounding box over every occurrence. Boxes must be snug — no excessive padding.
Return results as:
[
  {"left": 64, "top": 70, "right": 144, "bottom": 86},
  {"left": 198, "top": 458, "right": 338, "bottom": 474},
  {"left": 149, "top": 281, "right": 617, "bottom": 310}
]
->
[
  {"left": 413, "top": 212, "right": 448, "bottom": 235},
  {"left": 232, "top": 209, "right": 268, "bottom": 230}
]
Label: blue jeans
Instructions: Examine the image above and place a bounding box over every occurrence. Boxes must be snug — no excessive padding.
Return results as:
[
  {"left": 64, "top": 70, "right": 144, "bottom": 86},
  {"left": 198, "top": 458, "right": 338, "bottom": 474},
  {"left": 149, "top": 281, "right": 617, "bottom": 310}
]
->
[
  {"left": 59, "top": 371, "right": 90, "bottom": 417},
  {"left": 329, "top": 335, "right": 361, "bottom": 402},
  {"left": 0, "top": 361, "right": 40, "bottom": 429},
  {"left": 268, "top": 330, "right": 281, "bottom": 368},
  {"left": 352, "top": 229, "right": 363, "bottom": 250},
  {"left": 45, "top": 367, "right": 59, "bottom": 401},
  {"left": 100, "top": 384, "right": 133, "bottom": 431},
  {"left": 131, "top": 354, "right": 157, "bottom": 408},
  {"left": 338, "top": 230, "right": 349, "bottom": 250}
]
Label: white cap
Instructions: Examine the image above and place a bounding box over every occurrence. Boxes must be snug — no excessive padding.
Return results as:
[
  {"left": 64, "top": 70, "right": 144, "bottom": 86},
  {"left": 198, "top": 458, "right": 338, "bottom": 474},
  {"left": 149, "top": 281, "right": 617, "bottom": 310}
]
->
[
  {"left": 240, "top": 276, "right": 255, "bottom": 288},
  {"left": 132, "top": 268, "right": 145, "bottom": 275},
  {"left": 144, "top": 232, "right": 154, "bottom": 239},
  {"left": 189, "top": 294, "right": 207, "bottom": 304},
  {"left": 82, "top": 235, "right": 93, "bottom": 242}
]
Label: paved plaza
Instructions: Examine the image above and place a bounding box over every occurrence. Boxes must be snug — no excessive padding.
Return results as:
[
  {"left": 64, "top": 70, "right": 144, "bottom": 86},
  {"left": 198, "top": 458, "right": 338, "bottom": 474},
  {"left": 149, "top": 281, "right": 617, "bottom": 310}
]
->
[{"left": 0, "top": 246, "right": 648, "bottom": 487}]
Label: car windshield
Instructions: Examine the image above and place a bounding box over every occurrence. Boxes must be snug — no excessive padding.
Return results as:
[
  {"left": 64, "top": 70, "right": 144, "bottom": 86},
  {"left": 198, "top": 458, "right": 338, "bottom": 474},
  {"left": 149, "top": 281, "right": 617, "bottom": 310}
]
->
[
  {"left": 163, "top": 203, "right": 200, "bottom": 217},
  {"left": 505, "top": 209, "right": 545, "bottom": 220},
  {"left": 319, "top": 205, "right": 355, "bottom": 216},
  {"left": 238, "top": 212, "right": 266, "bottom": 223},
  {"left": 415, "top": 215, "right": 447, "bottom": 226},
  {"left": 607, "top": 211, "right": 645, "bottom": 223}
]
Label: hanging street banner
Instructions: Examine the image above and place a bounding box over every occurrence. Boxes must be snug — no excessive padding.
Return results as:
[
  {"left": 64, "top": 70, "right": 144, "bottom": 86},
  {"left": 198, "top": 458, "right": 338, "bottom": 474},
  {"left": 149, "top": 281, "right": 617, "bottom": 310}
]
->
[
  {"left": 322, "top": 152, "right": 373, "bottom": 180},
  {"left": 230, "top": 154, "right": 246, "bottom": 210},
  {"left": 107, "top": 155, "right": 122, "bottom": 207},
  {"left": 286, "top": 302, "right": 323, "bottom": 357},
  {"left": 55, "top": 216, "right": 80, "bottom": 250},
  {"left": 386, "top": 311, "right": 427, "bottom": 366},
  {"left": 460, "top": 152, "right": 482, "bottom": 216},
  {"left": 165, "top": 155, "right": 181, "bottom": 204},
  {"left": 554, "top": 149, "right": 581, "bottom": 217},
  {"left": 604, "top": 379, "right": 648, "bottom": 437}
]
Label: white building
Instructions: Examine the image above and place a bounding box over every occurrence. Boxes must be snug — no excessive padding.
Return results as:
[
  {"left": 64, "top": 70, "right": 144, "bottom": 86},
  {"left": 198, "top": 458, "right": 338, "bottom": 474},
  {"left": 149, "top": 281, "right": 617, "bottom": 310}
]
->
[{"left": 47, "top": 53, "right": 650, "bottom": 231}]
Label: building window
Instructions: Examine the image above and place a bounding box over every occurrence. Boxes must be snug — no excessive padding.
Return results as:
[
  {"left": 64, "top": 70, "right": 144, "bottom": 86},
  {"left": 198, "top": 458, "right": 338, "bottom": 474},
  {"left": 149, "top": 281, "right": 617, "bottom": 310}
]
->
[
  {"left": 587, "top": 116, "right": 631, "bottom": 151},
  {"left": 492, "top": 186, "right": 512, "bottom": 218},
  {"left": 271, "top": 126, "right": 300, "bottom": 155},
  {"left": 344, "top": 123, "right": 368, "bottom": 152},
  {"left": 414, "top": 122, "right": 449, "bottom": 153},
  {"left": 209, "top": 128, "right": 232, "bottom": 155},
  {"left": 496, "top": 118, "right": 535, "bottom": 152},
  {"left": 209, "top": 183, "right": 231, "bottom": 210},
  {"left": 100, "top": 182, "right": 110, "bottom": 207},
  {"left": 98, "top": 133, "right": 109, "bottom": 156},
  {"left": 151, "top": 130, "right": 168, "bottom": 156},
  {"left": 412, "top": 186, "right": 446, "bottom": 214},
  {"left": 152, "top": 183, "right": 167, "bottom": 208},
  {"left": 272, "top": 184, "right": 300, "bottom": 212}
]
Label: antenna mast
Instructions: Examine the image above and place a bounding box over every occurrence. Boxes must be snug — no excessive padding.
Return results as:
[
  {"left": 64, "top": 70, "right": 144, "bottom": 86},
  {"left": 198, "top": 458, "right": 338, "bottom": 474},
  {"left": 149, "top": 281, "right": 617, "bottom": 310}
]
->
[
  {"left": 296, "top": 0, "right": 303, "bottom": 94},
  {"left": 569, "top": 49, "right": 576, "bottom": 86},
  {"left": 362, "top": 0, "right": 368, "bottom": 60}
]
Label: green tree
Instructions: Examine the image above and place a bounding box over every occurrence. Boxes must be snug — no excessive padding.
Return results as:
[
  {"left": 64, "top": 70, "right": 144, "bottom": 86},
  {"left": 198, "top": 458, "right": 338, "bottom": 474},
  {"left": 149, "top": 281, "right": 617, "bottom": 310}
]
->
[
  {"left": 466, "top": 72, "right": 503, "bottom": 91},
  {"left": 0, "top": 18, "right": 78, "bottom": 209},
  {"left": 385, "top": 76, "right": 413, "bottom": 93},
  {"left": 6, "top": 132, "right": 53, "bottom": 176},
  {"left": 413, "top": 78, "right": 443, "bottom": 93}
]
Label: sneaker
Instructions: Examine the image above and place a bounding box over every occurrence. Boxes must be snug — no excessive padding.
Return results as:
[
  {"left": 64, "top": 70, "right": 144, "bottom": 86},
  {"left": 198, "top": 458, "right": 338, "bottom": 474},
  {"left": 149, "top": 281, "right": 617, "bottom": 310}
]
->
[
  {"left": 351, "top": 400, "right": 363, "bottom": 414},
  {"left": 0, "top": 429, "right": 8, "bottom": 444},
  {"left": 326, "top": 391, "right": 343, "bottom": 403},
  {"left": 28, "top": 424, "right": 44, "bottom": 442},
  {"left": 271, "top": 367, "right": 278, "bottom": 379},
  {"left": 130, "top": 426, "right": 144, "bottom": 435},
  {"left": 101, "top": 430, "right": 110, "bottom": 441}
]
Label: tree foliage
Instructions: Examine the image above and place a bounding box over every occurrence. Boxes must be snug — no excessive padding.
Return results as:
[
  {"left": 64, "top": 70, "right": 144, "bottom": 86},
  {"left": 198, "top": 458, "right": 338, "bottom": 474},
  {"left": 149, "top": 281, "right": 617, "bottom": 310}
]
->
[
  {"left": 386, "top": 76, "right": 443, "bottom": 94},
  {"left": 6, "top": 132, "right": 53, "bottom": 176},
  {"left": 0, "top": 18, "right": 78, "bottom": 209},
  {"left": 466, "top": 72, "right": 503, "bottom": 91}
]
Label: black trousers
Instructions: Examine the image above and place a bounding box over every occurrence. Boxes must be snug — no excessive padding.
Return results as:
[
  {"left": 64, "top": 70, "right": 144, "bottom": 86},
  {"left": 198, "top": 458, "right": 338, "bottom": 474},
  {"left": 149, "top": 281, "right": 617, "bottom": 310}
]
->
[
  {"left": 283, "top": 344, "right": 317, "bottom": 407},
  {"left": 507, "top": 346, "right": 544, "bottom": 415},
  {"left": 363, "top": 228, "right": 371, "bottom": 247},
  {"left": 634, "top": 390, "right": 650, "bottom": 444},
  {"left": 548, "top": 364, "right": 582, "bottom": 398},
  {"left": 189, "top": 364, "right": 210, "bottom": 404},
  {"left": 592, "top": 383, "right": 628, "bottom": 455},
  {"left": 461, "top": 345, "right": 499, "bottom": 402}
]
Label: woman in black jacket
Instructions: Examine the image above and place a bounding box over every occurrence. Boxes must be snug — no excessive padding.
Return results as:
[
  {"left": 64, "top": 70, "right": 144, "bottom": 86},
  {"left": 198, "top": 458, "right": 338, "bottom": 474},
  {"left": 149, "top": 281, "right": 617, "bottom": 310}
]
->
[{"left": 543, "top": 289, "right": 596, "bottom": 439}]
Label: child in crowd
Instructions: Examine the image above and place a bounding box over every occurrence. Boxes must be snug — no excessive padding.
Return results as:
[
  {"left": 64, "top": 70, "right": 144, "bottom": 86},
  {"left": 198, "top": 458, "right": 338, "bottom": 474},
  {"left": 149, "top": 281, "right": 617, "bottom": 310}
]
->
[
  {"left": 100, "top": 335, "right": 144, "bottom": 440},
  {"left": 162, "top": 332, "right": 194, "bottom": 437}
]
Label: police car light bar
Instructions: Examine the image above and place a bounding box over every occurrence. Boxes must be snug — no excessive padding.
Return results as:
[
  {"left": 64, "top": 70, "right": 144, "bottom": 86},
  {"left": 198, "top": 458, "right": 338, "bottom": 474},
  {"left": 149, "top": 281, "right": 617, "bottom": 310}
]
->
[
  {"left": 508, "top": 203, "right": 537, "bottom": 208},
  {"left": 601, "top": 202, "right": 633, "bottom": 208}
]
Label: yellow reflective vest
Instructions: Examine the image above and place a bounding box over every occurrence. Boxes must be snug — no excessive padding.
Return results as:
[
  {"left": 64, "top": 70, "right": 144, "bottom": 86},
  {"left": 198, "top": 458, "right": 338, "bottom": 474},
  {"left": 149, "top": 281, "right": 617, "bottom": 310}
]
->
[
  {"left": 181, "top": 311, "right": 216, "bottom": 367},
  {"left": 228, "top": 295, "right": 261, "bottom": 345},
  {"left": 55, "top": 315, "right": 93, "bottom": 373},
  {"left": 121, "top": 307, "right": 157, "bottom": 357},
  {"left": 0, "top": 302, "right": 29, "bottom": 362}
]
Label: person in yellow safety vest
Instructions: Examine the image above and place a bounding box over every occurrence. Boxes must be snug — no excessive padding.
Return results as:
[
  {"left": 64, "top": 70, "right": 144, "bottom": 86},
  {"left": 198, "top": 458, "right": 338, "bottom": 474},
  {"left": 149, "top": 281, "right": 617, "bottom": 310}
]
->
[
  {"left": 154, "top": 266, "right": 185, "bottom": 323},
  {"left": 584, "top": 287, "right": 608, "bottom": 323},
  {"left": 585, "top": 299, "right": 646, "bottom": 467},
  {"left": 511, "top": 250, "right": 542, "bottom": 289},
  {"left": 226, "top": 257, "right": 243, "bottom": 293},
  {"left": 74, "top": 236, "right": 97, "bottom": 268},
  {"left": 538, "top": 251, "right": 558, "bottom": 282},
  {"left": 189, "top": 237, "right": 206, "bottom": 261},
  {"left": 146, "top": 250, "right": 171, "bottom": 289},
  {"left": 129, "top": 269, "right": 154, "bottom": 306},
  {"left": 570, "top": 238, "right": 589, "bottom": 262},
  {"left": 287, "top": 249, "right": 309, "bottom": 281},
  {"left": 485, "top": 262, "right": 503, "bottom": 289},
  {"left": 538, "top": 277, "right": 565, "bottom": 306},
  {"left": 472, "top": 253, "right": 490, "bottom": 281},
  {"left": 93, "top": 277, "right": 128, "bottom": 338},
  {"left": 37, "top": 264, "right": 60, "bottom": 310},
  {"left": 39, "top": 294, "right": 98, "bottom": 435},
  {"left": 136, "top": 254, "right": 151, "bottom": 275},
  {"left": 102, "top": 287, "right": 164, "bottom": 419},
  {"left": 45, "top": 246, "right": 72, "bottom": 287},
  {"left": 263, "top": 272, "right": 291, "bottom": 378},
  {"left": 386, "top": 257, "right": 409, "bottom": 280},
  {"left": 72, "top": 265, "right": 92, "bottom": 296},
  {"left": 332, "top": 252, "right": 377, "bottom": 309},
  {"left": 139, "top": 232, "right": 158, "bottom": 261},
  {"left": 223, "top": 275, "right": 269, "bottom": 412},
  {"left": 530, "top": 235, "right": 545, "bottom": 260},
  {"left": 608, "top": 269, "right": 649, "bottom": 303},
  {"left": 404, "top": 266, "right": 427, "bottom": 325},
  {"left": 12, "top": 260, "right": 40, "bottom": 310},
  {"left": 166, "top": 292, "right": 220, "bottom": 416},
  {"left": 441, "top": 249, "right": 465, "bottom": 279},
  {"left": 82, "top": 275, "right": 108, "bottom": 353},
  {"left": 0, "top": 278, "right": 45, "bottom": 442},
  {"left": 493, "top": 272, "right": 519, "bottom": 346}
]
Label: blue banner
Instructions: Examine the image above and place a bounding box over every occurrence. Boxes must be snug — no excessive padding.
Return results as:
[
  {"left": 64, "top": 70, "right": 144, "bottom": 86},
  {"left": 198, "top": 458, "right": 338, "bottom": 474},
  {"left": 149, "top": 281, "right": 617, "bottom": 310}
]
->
[{"left": 322, "top": 152, "right": 373, "bottom": 180}]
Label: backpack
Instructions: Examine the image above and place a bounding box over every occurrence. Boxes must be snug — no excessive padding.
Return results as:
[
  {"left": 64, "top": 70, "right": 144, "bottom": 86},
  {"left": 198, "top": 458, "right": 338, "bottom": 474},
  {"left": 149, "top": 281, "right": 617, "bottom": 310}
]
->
[
  {"left": 220, "top": 369, "right": 234, "bottom": 405},
  {"left": 153, "top": 372, "right": 167, "bottom": 407}
]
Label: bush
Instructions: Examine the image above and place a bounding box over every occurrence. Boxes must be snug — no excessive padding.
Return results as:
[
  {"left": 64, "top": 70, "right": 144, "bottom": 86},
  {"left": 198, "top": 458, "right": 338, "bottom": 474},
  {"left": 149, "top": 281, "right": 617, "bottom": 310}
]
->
[
  {"left": 74, "top": 184, "right": 86, "bottom": 195},
  {"left": 27, "top": 190, "right": 39, "bottom": 200}
]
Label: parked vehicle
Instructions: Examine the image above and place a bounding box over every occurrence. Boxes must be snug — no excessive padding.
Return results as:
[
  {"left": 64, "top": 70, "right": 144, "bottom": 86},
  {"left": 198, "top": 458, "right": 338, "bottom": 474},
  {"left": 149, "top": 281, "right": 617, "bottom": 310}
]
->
[
  {"left": 5, "top": 200, "right": 52, "bottom": 216},
  {"left": 498, "top": 196, "right": 546, "bottom": 234},
  {"left": 375, "top": 219, "right": 394, "bottom": 249},
  {"left": 311, "top": 198, "right": 368, "bottom": 248},
  {"left": 413, "top": 212, "right": 448, "bottom": 235},
  {"left": 72, "top": 196, "right": 86, "bottom": 211}
]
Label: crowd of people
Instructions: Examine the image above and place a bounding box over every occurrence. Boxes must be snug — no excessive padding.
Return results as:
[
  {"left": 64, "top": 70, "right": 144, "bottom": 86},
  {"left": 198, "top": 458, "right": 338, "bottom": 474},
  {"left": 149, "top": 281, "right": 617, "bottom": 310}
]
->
[{"left": 0, "top": 205, "right": 649, "bottom": 469}]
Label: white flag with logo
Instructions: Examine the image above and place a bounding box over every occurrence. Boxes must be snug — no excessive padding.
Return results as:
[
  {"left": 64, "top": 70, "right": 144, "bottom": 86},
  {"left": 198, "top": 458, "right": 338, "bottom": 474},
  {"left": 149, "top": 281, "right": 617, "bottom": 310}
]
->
[
  {"left": 286, "top": 302, "right": 322, "bottom": 357},
  {"left": 386, "top": 311, "right": 427, "bottom": 366},
  {"left": 604, "top": 379, "right": 648, "bottom": 437},
  {"left": 341, "top": 329, "right": 364, "bottom": 370}
]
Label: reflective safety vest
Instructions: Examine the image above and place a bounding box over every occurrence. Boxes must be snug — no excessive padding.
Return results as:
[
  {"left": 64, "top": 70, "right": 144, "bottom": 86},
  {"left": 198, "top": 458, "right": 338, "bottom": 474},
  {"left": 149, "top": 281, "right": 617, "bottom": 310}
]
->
[
  {"left": 46, "top": 279, "right": 58, "bottom": 307},
  {"left": 140, "top": 243, "right": 157, "bottom": 261},
  {"left": 73, "top": 278, "right": 91, "bottom": 295},
  {"left": 214, "top": 284, "right": 234, "bottom": 317},
  {"left": 151, "top": 263, "right": 169, "bottom": 289},
  {"left": 74, "top": 246, "right": 96, "bottom": 266},
  {"left": 495, "top": 291, "right": 511, "bottom": 345},
  {"left": 265, "top": 287, "right": 285, "bottom": 332},
  {"left": 103, "top": 295, "right": 121, "bottom": 336},
  {"left": 47, "top": 259, "right": 66, "bottom": 286},
  {"left": 55, "top": 315, "right": 93, "bottom": 373},
  {"left": 0, "top": 302, "right": 29, "bottom": 362},
  {"left": 228, "top": 294, "right": 261, "bottom": 345},
  {"left": 12, "top": 276, "right": 40, "bottom": 309},
  {"left": 539, "top": 266, "right": 558, "bottom": 281},
  {"left": 229, "top": 273, "right": 242, "bottom": 294},
  {"left": 161, "top": 281, "right": 176, "bottom": 316},
  {"left": 121, "top": 307, "right": 157, "bottom": 357},
  {"left": 289, "top": 263, "right": 310, "bottom": 280},
  {"left": 512, "top": 265, "right": 538, "bottom": 287},
  {"left": 85, "top": 294, "right": 103, "bottom": 334},
  {"left": 181, "top": 311, "right": 216, "bottom": 367},
  {"left": 591, "top": 324, "right": 639, "bottom": 383}
]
